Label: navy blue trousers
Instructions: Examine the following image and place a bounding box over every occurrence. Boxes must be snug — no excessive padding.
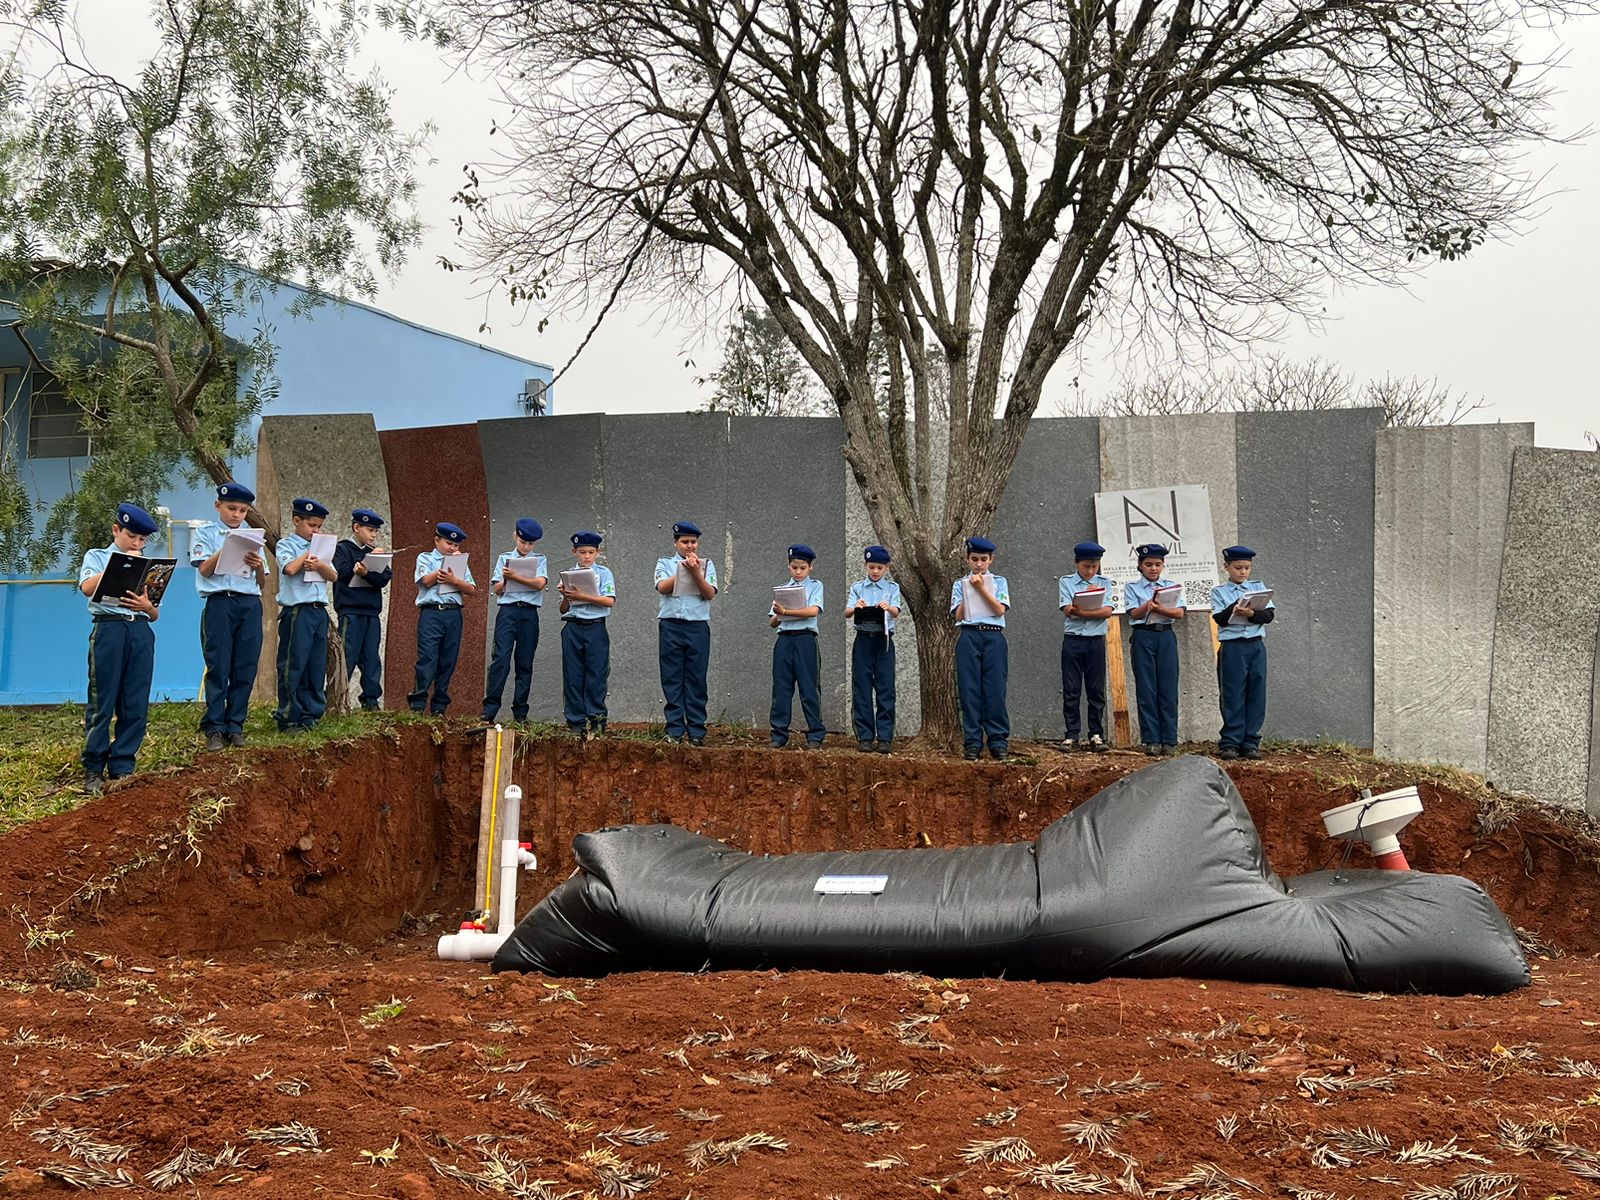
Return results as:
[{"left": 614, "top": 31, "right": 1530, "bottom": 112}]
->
[
  {"left": 1060, "top": 633, "right": 1107, "bottom": 740},
  {"left": 1217, "top": 637, "right": 1268, "bottom": 752},
  {"left": 410, "top": 606, "right": 463, "bottom": 714},
  {"left": 770, "top": 631, "right": 824, "bottom": 745},
  {"left": 483, "top": 603, "right": 540, "bottom": 721},
  {"left": 561, "top": 618, "right": 610, "bottom": 729},
  {"left": 658, "top": 618, "right": 710, "bottom": 740},
  {"left": 851, "top": 632, "right": 896, "bottom": 744},
  {"left": 955, "top": 626, "right": 1009, "bottom": 754},
  {"left": 339, "top": 610, "right": 383, "bottom": 709},
  {"left": 84, "top": 618, "right": 154, "bottom": 777},
  {"left": 200, "top": 592, "right": 262, "bottom": 734},
  {"left": 275, "top": 604, "right": 328, "bottom": 730},
  {"left": 1130, "top": 625, "right": 1180, "bottom": 746}
]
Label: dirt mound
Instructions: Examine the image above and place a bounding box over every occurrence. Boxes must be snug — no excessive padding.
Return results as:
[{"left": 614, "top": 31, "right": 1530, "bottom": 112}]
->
[{"left": 3, "top": 728, "right": 1599, "bottom": 959}]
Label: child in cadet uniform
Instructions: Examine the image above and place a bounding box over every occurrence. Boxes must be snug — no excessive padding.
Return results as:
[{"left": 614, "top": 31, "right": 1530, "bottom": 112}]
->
[
  {"left": 654, "top": 520, "right": 718, "bottom": 746},
  {"left": 1058, "top": 539, "right": 1114, "bottom": 751},
  {"left": 556, "top": 530, "right": 616, "bottom": 738},
  {"left": 410, "top": 522, "right": 477, "bottom": 714},
  {"left": 1211, "top": 544, "right": 1275, "bottom": 761},
  {"left": 1123, "top": 542, "right": 1186, "bottom": 756},
  {"left": 768, "top": 543, "right": 826, "bottom": 750},
  {"left": 951, "top": 535, "right": 1011, "bottom": 761},
  {"left": 482, "top": 518, "right": 547, "bottom": 724},
  {"left": 191, "top": 481, "right": 267, "bottom": 750},
  {"left": 79, "top": 503, "right": 162, "bottom": 792},
  {"left": 274, "top": 498, "right": 337, "bottom": 732},
  {"left": 843, "top": 545, "right": 901, "bottom": 754},
  {"left": 332, "top": 508, "right": 392, "bottom": 711}
]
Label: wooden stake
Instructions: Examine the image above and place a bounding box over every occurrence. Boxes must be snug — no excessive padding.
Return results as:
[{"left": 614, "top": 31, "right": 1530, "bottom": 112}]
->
[
  {"left": 475, "top": 725, "right": 517, "bottom": 917},
  {"left": 1106, "top": 616, "right": 1131, "bottom": 747}
]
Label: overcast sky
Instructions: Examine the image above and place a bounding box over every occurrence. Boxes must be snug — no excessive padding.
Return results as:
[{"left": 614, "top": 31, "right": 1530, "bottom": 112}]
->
[{"left": 59, "top": 5, "right": 1600, "bottom": 449}]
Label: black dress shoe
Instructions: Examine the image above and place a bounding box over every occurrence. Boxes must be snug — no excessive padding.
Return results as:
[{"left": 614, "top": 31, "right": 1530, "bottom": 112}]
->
[
  {"left": 204, "top": 733, "right": 226, "bottom": 752},
  {"left": 876, "top": 742, "right": 891, "bottom": 755},
  {"left": 1218, "top": 747, "right": 1240, "bottom": 761},
  {"left": 963, "top": 748, "right": 981, "bottom": 761},
  {"left": 227, "top": 732, "right": 246, "bottom": 748},
  {"left": 858, "top": 740, "right": 874, "bottom": 753},
  {"left": 1243, "top": 747, "right": 1262, "bottom": 760}
]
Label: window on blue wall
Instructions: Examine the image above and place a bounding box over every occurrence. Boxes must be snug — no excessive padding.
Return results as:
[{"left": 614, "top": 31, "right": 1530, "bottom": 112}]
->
[{"left": 27, "top": 370, "right": 93, "bottom": 459}]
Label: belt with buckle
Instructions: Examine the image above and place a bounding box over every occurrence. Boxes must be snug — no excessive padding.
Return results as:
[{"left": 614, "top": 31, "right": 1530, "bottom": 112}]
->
[
  {"left": 92, "top": 613, "right": 147, "bottom": 623},
  {"left": 965, "top": 623, "right": 1005, "bottom": 632},
  {"left": 777, "top": 629, "right": 816, "bottom": 637},
  {"left": 419, "top": 602, "right": 459, "bottom": 611},
  {"left": 1131, "top": 623, "right": 1175, "bottom": 633}
]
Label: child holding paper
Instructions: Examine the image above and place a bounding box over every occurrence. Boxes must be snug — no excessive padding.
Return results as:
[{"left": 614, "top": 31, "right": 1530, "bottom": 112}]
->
[
  {"left": 1058, "top": 539, "right": 1114, "bottom": 751},
  {"left": 653, "top": 520, "right": 718, "bottom": 746},
  {"left": 274, "top": 497, "right": 337, "bottom": 732},
  {"left": 191, "top": 481, "right": 268, "bottom": 750},
  {"left": 1123, "top": 543, "right": 1186, "bottom": 756},
  {"left": 951, "top": 536, "right": 1010, "bottom": 761},
  {"left": 410, "top": 522, "right": 477, "bottom": 715},
  {"left": 556, "top": 531, "right": 616, "bottom": 738},
  {"left": 1211, "top": 545, "right": 1275, "bottom": 760},
  {"left": 333, "top": 508, "right": 392, "bottom": 711},
  {"left": 843, "top": 545, "right": 901, "bottom": 753},
  {"left": 768, "top": 544, "right": 825, "bottom": 749},
  {"left": 482, "top": 518, "right": 547, "bottom": 724}
]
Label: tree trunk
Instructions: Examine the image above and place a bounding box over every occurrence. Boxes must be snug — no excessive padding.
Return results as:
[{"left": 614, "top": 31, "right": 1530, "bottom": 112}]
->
[{"left": 907, "top": 597, "right": 960, "bottom": 749}]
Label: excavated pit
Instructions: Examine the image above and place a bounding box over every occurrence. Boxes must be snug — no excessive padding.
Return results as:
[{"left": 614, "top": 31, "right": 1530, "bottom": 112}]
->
[{"left": 3, "top": 725, "right": 1600, "bottom": 961}]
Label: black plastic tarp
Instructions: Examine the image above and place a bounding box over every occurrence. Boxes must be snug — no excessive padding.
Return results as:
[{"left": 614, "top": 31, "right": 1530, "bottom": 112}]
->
[{"left": 492, "top": 756, "right": 1529, "bottom": 994}]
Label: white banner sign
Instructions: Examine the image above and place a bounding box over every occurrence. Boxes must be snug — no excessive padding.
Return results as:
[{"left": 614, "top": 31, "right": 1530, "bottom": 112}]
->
[{"left": 1093, "top": 485, "right": 1220, "bottom": 606}]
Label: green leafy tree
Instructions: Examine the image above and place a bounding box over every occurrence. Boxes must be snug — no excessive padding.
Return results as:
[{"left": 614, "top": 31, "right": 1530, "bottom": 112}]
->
[
  {"left": 0, "top": 0, "right": 423, "bottom": 570},
  {"left": 700, "top": 305, "right": 825, "bottom": 416},
  {"left": 427, "top": 0, "right": 1582, "bottom": 744}
]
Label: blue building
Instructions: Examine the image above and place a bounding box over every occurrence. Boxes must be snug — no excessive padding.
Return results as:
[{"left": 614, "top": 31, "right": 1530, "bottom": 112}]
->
[{"left": 0, "top": 280, "right": 552, "bottom": 704}]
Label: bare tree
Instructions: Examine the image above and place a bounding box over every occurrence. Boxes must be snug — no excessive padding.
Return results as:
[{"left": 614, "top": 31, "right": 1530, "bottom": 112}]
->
[
  {"left": 426, "top": 0, "right": 1581, "bottom": 743},
  {"left": 1070, "top": 356, "right": 1487, "bottom": 427},
  {"left": 700, "top": 305, "right": 826, "bottom": 416}
]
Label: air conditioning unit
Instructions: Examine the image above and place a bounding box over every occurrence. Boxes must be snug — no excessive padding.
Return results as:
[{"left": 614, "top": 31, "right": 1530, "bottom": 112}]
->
[{"left": 518, "top": 379, "right": 549, "bottom": 416}]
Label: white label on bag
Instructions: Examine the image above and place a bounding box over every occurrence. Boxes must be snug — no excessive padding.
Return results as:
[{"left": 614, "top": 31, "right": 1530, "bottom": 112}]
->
[{"left": 814, "top": 875, "right": 888, "bottom": 895}]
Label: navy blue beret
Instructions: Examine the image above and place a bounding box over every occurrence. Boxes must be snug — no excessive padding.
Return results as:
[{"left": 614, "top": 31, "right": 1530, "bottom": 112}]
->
[
  {"left": 965, "top": 536, "right": 997, "bottom": 555},
  {"left": 435, "top": 522, "right": 467, "bottom": 543},
  {"left": 1135, "top": 543, "right": 1169, "bottom": 560},
  {"left": 1073, "top": 540, "right": 1105, "bottom": 560},
  {"left": 1222, "top": 544, "right": 1256, "bottom": 561},
  {"left": 293, "top": 497, "right": 329, "bottom": 520},
  {"left": 571, "top": 530, "right": 602, "bottom": 548},
  {"left": 217, "top": 482, "right": 255, "bottom": 504},
  {"left": 863, "top": 545, "right": 891, "bottom": 564},
  {"left": 672, "top": 521, "right": 702, "bottom": 539},
  {"left": 116, "top": 503, "right": 159, "bottom": 537},
  {"left": 515, "top": 518, "right": 544, "bottom": 542},
  {"left": 787, "top": 543, "right": 816, "bottom": 562},
  {"left": 352, "top": 508, "right": 384, "bottom": 528}
]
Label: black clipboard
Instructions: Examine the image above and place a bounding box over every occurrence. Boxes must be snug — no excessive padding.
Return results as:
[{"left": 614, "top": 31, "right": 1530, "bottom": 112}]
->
[{"left": 91, "top": 553, "right": 178, "bottom": 607}]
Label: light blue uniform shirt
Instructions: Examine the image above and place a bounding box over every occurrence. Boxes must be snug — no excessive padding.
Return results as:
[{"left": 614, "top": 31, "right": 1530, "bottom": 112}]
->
[
  {"left": 1124, "top": 575, "right": 1187, "bottom": 628},
  {"left": 563, "top": 563, "right": 616, "bottom": 621},
  {"left": 771, "top": 576, "right": 824, "bottom": 632},
  {"left": 80, "top": 544, "right": 153, "bottom": 619},
  {"left": 1059, "top": 573, "right": 1114, "bottom": 635},
  {"left": 275, "top": 534, "right": 330, "bottom": 606},
  {"left": 1212, "top": 579, "right": 1274, "bottom": 641},
  {"left": 950, "top": 573, "right": 1011, "bottom": 628},
  {"left": 415, "top": 549, "right": 475, "bottom": 607},
  {"left": 847, "top": 577, "right": 902, "bottom": 634},
  {"left": 655, "top": 554, "right": 718, "bottom": 621},
  {"left": 492, "top": 550, "right": 548, "bottom": 606},
  {"left": 190, "top": 520, "right": 268, "bottom": 596}
]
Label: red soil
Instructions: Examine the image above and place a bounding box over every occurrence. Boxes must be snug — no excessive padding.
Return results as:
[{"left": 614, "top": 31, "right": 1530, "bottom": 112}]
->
[{"left": 2, "top": 728, "right": 1599, "bottom": 1197}]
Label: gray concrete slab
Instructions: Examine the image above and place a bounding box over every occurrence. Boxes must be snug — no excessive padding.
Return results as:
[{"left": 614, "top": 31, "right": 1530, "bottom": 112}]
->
[
  {"left": 478, "top": 414, "right": 606, "bottom": 723},
  {"left": 599, "top": 413, "right": 732, "bottom": 727},
  {"left": 1487, "top": 446, "right": 1600, "bottom": 808},
  {"left": 993, "top": 417, "right": 1102, "bottom": 741},
  {"left": 1099, "top": 414, "right": 1238, "bottom": 744},
  {"left": 725, "top": 417, "right": 848, "bottom": 736},
  {"left": 255, "top": 414, "right": 392, "bottom": 707},
  {"left": 1373, "top": 424, "right": 1532, "bottom": 771},
  {"left": 1236, "top": 408, "right": 1381, "bottom": 748}
]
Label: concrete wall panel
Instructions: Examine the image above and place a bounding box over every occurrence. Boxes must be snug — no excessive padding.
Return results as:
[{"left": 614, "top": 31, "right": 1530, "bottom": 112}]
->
[
  {"left": 1487, "top": 447, "right": 1600, "bottom": 808},
  {"left": 1099, "top": 414, "right": 1238, "bottom": 744},
  {"left": 994, "top": 418, "right": 1102, "bottom": 740},
  {"left": 256, "top": 413, "right": 393, "bottom": 707},
  {"left": 379, "top": 424, "right": 491, "bottom": 711},
  {"left": 1373, "top": 424, "right": 1532, "bottom": 771},
  {"left": 1236, "top": 408, "right": 1381, "bottom": 748},
  {"left": 477, "top": 414, "right": 606, "bottom": 723}
]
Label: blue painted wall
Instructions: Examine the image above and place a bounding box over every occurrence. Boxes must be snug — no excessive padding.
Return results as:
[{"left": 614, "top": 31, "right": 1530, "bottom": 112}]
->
[{"left": 1, "top": 281, "right": 552, "bottom": 704}]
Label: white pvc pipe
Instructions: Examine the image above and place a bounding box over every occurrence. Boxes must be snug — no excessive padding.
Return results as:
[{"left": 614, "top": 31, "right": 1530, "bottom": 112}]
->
[{"left": 439, "top": 785, "right": 537, "bottom": 961}]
